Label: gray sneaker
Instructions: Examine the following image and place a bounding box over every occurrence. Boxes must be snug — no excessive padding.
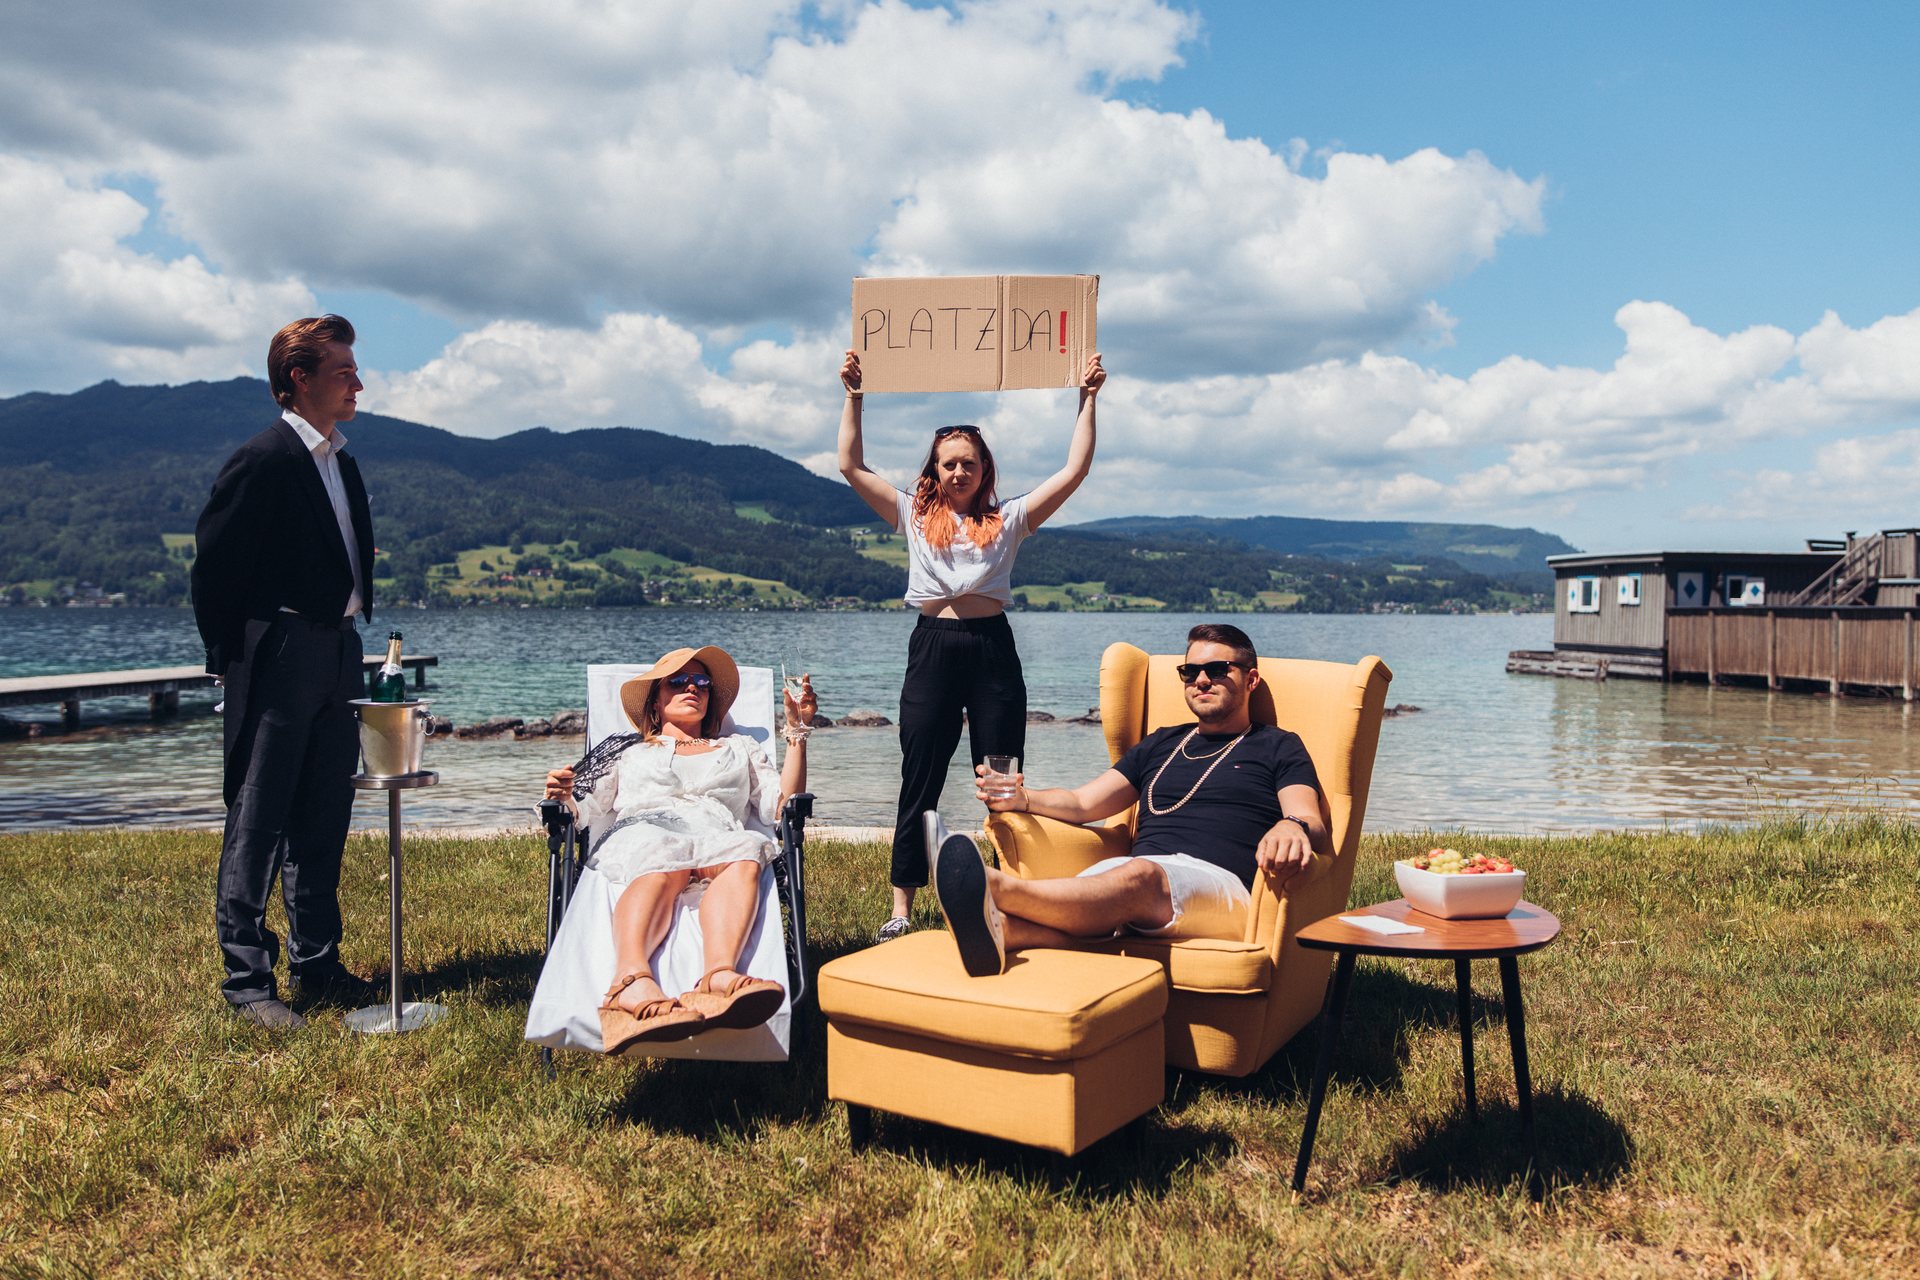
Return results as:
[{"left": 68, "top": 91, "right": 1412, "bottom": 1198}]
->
[
  {"left": 874, "top": 915, "right": 913, "bottom": 943},
  {"left": 234, "top": 998, "right": 305, "bottom": 1030}
]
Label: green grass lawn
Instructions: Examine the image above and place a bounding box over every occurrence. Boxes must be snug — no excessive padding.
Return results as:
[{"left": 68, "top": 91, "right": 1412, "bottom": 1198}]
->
[{"left": 3, "top": 821, "right": 1916, "bottom": 1276}]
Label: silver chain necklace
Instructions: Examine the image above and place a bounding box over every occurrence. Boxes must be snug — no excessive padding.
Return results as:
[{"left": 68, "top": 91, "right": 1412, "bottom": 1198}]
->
[{"left": 1145, "top": 726, "right": 1248, "bottom": 816}]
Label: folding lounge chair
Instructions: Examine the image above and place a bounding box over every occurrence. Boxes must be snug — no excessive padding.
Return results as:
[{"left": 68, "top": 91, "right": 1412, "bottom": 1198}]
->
[{"left": 525, "top": 663, "right": 812, "bottom": 1062}]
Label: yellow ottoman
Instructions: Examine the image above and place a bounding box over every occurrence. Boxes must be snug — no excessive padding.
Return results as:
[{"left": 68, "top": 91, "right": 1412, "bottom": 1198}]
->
[{"left": 818, "top": 931, "right": 1169, "bottom": 1155}]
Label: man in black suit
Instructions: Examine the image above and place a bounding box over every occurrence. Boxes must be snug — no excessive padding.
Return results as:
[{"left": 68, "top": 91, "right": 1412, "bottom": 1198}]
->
[{"left": 192, "top": 314, "right": 377, "bottom": 1029}]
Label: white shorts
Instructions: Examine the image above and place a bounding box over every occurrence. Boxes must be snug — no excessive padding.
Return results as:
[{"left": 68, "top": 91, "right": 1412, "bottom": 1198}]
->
[{"left": 1079, "top": 853, "right": 1250, "bottom": 940}]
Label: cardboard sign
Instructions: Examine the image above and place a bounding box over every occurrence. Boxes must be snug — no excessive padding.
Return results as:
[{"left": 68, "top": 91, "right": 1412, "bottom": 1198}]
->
[{"left": 851, "top": 274, "right": 1098, "bottom": 392}]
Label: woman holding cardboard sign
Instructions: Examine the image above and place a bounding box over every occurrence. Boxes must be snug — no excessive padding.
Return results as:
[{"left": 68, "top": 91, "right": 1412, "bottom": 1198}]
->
[{"left": 837, "top": 348, "right": 1107, "bottom": 941}]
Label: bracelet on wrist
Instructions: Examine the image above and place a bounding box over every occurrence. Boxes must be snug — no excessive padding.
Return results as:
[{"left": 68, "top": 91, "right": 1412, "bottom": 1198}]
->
[
  {"left": 1281, "top": 814, "right": 1311, "bottom": 833},
  {"left": 782, "top": 726, "right": 812, "bottom": 745}
]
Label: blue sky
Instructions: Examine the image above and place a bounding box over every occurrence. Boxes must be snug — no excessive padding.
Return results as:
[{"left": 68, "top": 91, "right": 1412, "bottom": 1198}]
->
[
  {"left": 1147, "top": 2, "right": 1920, "bottom": 374},
  {"left": 3, "top": 1, "right": 1917, "bottom": 553}
]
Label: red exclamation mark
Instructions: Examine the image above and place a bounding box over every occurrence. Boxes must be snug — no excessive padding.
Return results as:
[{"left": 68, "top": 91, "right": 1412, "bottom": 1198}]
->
[{"left": 1059, "top": 310, "right": 1067, "bottom": 354}]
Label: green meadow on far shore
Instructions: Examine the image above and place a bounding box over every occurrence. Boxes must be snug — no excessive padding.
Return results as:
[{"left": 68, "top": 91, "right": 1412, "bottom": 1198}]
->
[{"left": 2, "top": 822, "right": 1916, "bottom": 1277}]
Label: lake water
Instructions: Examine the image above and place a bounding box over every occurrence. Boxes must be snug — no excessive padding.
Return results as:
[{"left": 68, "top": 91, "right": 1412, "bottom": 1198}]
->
[{"left": 2, "top": 607, "right": 1916, "bottom": 835}]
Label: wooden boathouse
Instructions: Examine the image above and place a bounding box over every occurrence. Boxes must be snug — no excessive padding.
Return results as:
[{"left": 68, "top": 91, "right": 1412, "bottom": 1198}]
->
[{"left": 1508, "top": 529, "right": 1920, "bottom": 699}]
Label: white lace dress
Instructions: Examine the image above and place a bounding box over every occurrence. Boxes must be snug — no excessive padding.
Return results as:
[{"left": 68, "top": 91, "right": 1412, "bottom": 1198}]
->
[{"left": 572, "top": 735, "right": 782, "bottom": 888}]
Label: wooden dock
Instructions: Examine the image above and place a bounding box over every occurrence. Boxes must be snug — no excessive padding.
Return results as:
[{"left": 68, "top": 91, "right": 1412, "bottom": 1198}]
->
[
  {"left": 1506, "top": 648, "right": 1664, "bottom": 681},
  {"left": 0, "top": 654, "right": 438, "bottom": 732}
]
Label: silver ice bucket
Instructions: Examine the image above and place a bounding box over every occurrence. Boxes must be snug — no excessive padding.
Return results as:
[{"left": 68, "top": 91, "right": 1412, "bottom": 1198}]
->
[{"left": 352, "top": 699, "right": 435, "bottom": 777}]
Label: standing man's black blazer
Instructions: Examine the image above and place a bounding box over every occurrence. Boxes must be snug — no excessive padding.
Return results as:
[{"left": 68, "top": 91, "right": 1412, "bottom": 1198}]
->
[{"left": 192, "top": 418, "right": 375, "bottom": 797}]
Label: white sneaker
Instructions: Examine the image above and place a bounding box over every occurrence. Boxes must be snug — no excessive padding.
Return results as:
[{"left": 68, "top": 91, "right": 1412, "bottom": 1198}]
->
[{"left": 874, "top": 915, "right": 912, "bottom": 943}]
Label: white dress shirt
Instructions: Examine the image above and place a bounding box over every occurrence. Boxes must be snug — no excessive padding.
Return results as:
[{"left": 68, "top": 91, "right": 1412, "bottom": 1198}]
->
[{"left": 281, "top": 409, "right": 365, "bottom": 618}]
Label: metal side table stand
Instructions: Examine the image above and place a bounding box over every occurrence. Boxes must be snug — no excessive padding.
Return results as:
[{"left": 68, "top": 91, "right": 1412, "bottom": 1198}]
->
[{"left": 345, "top": 770, "right": 447, "bottom": 1034}]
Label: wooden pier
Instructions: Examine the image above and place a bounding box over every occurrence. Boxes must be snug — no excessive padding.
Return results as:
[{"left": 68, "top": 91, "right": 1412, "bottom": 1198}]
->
[
  {"left": 1505, "top": 649, "right": 1664, "bottom": 681},
  {"left": 0, "top": 654, "right": 438, "bottom": 732}
]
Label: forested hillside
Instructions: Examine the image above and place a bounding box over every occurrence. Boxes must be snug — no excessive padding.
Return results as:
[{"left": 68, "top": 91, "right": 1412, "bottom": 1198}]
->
[{"left": 0, "top": 379, "right": 1555, "bottom": 612}]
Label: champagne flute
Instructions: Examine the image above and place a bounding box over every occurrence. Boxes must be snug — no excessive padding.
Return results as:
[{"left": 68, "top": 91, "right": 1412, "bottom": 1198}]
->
[{"left": 782, "top": 663, "right": 809, "bottom": 727}]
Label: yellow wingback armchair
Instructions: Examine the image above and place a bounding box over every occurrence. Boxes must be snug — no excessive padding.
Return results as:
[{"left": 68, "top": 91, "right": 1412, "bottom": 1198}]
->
[{"left": 985, "top": 643, "right": 1393, "bottom": 1077}]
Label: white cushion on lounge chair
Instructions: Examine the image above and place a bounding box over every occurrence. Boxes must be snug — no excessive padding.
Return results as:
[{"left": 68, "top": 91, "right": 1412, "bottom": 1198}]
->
[{"left": 523, "top": 663, "right": 793, "bottom": 1060}]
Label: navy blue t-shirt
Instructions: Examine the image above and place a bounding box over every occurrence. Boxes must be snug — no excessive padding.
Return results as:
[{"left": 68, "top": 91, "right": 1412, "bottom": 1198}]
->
[{"left": 1113, "top": 724, "right": 1321, "bottom": 889}]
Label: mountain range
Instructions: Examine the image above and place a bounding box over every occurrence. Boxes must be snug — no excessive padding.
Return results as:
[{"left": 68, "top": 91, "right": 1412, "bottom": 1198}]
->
[{"left": 0, "top": 378, "right": 1575, "bottom": 609}]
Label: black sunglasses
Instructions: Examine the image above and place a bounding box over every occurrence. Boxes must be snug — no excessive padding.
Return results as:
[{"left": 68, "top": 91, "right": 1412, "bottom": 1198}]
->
[
  {"left": 1176, "top": 660, "right": 1246, "bottom": 684},
  {"left": 663, "top": 673, "right": 713, "bottom": 691},
  {"left": 933, "top": 424, "right": 982, "bottom": 439}
]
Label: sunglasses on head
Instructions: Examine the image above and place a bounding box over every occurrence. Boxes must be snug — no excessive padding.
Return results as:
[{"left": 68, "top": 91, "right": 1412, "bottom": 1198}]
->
[
  {"left": 663, "top": 673, "right": 713, "bottom": 692},
  {"left": 1176, "top": 660, "right": 1246, "bottom": 684},
  {"left": 933, "top": 424, "right": 981, "bottom": 439}
]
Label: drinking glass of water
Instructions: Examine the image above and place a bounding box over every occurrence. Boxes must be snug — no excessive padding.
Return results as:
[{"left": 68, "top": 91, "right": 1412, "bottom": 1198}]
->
[{"left": 983, "top": 754, "right": 1020, "bottom": 804}]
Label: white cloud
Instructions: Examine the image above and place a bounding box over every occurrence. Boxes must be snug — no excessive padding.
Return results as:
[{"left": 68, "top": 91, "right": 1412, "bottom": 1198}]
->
[
  {"left": 0, "top": 0, "right": 1541, "bottom": 387},
  {"left": 1795, "top": 309, "right": 1920, "bottom": 408},
  {"left": 0, "top": 156, "right": 312, "bottom": 390},
  {"left": 366, "top": 314, "right": 716, "bottom": 438},
  {"left": 1690, "top": 427, "right": 1920, "bottom": 531}
]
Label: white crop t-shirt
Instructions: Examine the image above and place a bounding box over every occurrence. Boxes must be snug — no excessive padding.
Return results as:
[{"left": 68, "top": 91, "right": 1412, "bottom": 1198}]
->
[{"left": 892, "top": 488, "right": 1032, "bottom": 607}]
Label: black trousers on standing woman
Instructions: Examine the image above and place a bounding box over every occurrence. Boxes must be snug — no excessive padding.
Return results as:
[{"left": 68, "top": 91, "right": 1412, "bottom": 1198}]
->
[{"left": 891, "top": 613, "right": 1027, "bottom": 888}]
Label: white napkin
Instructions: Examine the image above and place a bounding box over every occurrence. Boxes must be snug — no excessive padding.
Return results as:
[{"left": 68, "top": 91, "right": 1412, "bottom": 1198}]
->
[{"left": 1338, "top": 915, "right": 1425, "bottom": 936}]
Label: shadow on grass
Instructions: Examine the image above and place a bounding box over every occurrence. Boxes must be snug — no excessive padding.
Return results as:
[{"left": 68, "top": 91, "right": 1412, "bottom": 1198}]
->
[
  {"left": 846, "top": 1110, "right": 1237, "bottom": 1199},
  {"left": 401, "top": 948, "right": 548, "bottom": 1008},
  {"left": 1386, "top": 1086, "right": 1634, "bottom": 1192},
  {"left": 603, "top": 1002, "right": 834, "bottom": 1138},
  {"left": 1187, "top": 963, "right": 1503, "bottom": 1109}
]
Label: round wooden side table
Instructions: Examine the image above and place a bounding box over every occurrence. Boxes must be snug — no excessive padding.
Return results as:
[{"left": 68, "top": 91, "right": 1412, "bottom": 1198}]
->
[{"left": 1291, "top": 898, "right": 1561, "bottom": 1192}]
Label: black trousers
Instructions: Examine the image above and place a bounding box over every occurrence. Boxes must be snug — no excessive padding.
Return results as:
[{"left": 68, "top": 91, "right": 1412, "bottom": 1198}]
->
[
  {"left": 214, "top": 615, "right": 363, "bottom": 1005},
  {"left": 891, "top": 613, "right": 1027, "bottom": 888}
]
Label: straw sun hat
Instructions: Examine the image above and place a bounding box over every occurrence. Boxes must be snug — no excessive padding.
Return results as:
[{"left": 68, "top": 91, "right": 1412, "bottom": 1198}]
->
[{"left": 619, "top": 645, "right": 741, "bottom": 735}]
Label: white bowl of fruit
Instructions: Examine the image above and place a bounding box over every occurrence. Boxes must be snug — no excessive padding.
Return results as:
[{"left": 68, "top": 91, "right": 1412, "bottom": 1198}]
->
[{"left": 1394, "top": 848, "right": 1525, "bottom": 920}]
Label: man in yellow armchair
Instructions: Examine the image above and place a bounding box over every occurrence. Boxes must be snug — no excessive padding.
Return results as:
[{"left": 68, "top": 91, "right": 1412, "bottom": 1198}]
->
[{"left": 932, "top": 623, "right": 1331, "bottom": 978}]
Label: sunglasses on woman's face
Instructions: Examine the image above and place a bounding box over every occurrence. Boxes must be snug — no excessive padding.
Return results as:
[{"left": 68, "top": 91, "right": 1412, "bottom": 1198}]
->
[
  {"left": 1176, "top": 660, "right": 1245, "bottom": 685},
  {"left": 664, "top": 673, "right": 712, "bottom": 692}
]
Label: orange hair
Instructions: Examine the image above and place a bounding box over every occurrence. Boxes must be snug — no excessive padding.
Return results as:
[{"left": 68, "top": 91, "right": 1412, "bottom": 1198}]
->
[{"left": 911, "top": 427, "right": 1003, "bottom": 551}]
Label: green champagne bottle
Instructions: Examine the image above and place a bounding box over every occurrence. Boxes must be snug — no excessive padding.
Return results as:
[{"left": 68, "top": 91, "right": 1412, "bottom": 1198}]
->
[{"left": 372, "top": 631, "right": 407, "bottom": 702}]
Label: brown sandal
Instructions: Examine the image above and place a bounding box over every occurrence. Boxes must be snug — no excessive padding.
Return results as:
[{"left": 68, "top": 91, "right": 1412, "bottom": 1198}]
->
[
  {"left": 599, "top": 969, "right": 704, "bottom": 1054},
  {"left": 680, "top": 966, "right": 785, "bottom": 1031}
]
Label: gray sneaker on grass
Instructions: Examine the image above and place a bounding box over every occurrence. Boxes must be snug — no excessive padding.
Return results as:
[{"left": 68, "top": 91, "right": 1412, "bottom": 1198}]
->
[{"left": 233, "top": 998, "right": 305, "bottom": 1030}]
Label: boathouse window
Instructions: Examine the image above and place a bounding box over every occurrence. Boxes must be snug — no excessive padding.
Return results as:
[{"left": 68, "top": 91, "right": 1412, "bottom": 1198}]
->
[
  {"left": 1618, "top": 573, "right": 1643, "bottom": 606},
  {"left": 1726, "top": 575, "right": 1765, "bottom": 606},
  {"left": 1569, "top": 576, "right": 1601, "bottom": 613}
]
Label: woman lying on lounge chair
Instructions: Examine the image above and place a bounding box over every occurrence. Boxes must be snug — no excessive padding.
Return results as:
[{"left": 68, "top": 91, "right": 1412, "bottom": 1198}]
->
[{"left": 542, "top": 644, "right": 817, "bottom": 1054}]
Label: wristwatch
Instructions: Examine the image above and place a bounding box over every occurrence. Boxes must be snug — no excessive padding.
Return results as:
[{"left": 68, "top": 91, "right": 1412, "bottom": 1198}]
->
[{"left": 1280, "top": 814, "right": 1312, "bottom": 833}]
